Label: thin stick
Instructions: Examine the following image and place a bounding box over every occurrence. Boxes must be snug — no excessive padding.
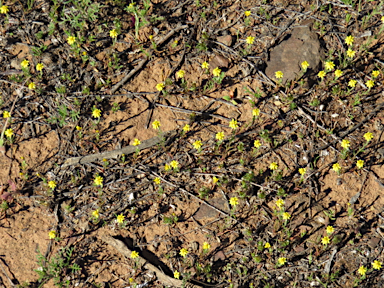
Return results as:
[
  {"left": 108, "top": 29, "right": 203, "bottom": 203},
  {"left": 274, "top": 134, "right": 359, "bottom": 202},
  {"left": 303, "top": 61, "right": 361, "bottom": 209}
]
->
[{"left": 61, "top": 130, "right": 177, "bottom": 167}]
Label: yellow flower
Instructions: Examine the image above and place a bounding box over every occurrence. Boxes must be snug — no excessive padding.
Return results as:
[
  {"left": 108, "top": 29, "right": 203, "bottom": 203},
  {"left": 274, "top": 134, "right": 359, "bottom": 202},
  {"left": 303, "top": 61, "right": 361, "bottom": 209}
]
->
[
  {"left": 94, "top": 175, "right": 103, "bottom": 186},
  {"left": 116, "top": 214, "right": 125, "bottom": 224},
  {"left": 282, "top": 212, "right": 291, "bottom": 220},
  {"left": 299, "top": 168, "right": 306, "bottom": 175},
  {"left": 332, "top": 163, "right": 341, "bottom": 173},
  {"left": 348, "top": 79, "right": 357, "bottom": 88},
  {"left": 246, "top": 36, "right": 255, "bottom": 45},
  {"left": 325, "top": 61, "right": 335, "bottom": 71},
  {"left": 132, "top": 138, "right": 141, "bottom": 146},
  {"left": 345, "top": 35, "right": 354, "bottom": 46},
  {"left": 347, "top": 49, "right": 355, "bottom": 58},
  {"left": 92, "top": 209, "right": 99, "bottom": 219},
  {"left": 356, "top": 160, "right": 364, "bottom": 169},
  {"left": 174, "top": 270, "right": 180, "bottom": 279},
  {"left": 326, "top": 226, "right": 334, "bottom": 234},
  {"left": 244, "top": 10, "right": 251, "bottom": 17},
  {"left": 216, "top": 131, "right": 225, "bottom": 141},
  {"left": 36, "top": 63, "right": 44, "bottom": 71},
  {"left": 180, "top": 248, "right": 188, "bottom": 257},
  {"left": 322, "top": 236, "right": 330, "bottom": 245},
  {"left": 152, "top": 120, "right": 160, "bottom": 130},
  {"left": 130, "top": 251, "right": 139, "bottom": 259},
  {"left": 67, "top": 36, "right": 76, "bottom": 45},
  {"left": 48, "top": 180, "right": 57, "bottom": 190},
  {"left": 164, "top": 163, "right": 171, "bottom": 171},
  {"left": 372, "top": 260, "right": 382, "bottom": 270},
  {"left": 4, "top": 128, "right": 13, "bottom": 138},
  {"left": 170, "top": 160, "right": 179, "bottom": 169},
  {"left": 176, "top": 69, "right": 185, "bottom": 78},
  {"left": 3, "top": 111, "right": 11, "bottom": 118},
  {"left": 358, "top": 265, "right": 367, "bottom": 276},
  {"left": 382, "top": 16, "right": 384, "bottom": 24},
  {"left": 270, "top": 162, "right": 278, "bottom": 170},
  {"left": 301, "top": 61, "right": 309, "bottom": 70},
  {"left": 203, "top": 242, "right": 211, "bottom": 250},
  {"left": 193, "top": 140, "right": 202, "bottom": 150},
  {"left": 364, "top": 132, "right": 373, "bottom": 142},
  {"left": 151, "top": 178, "right": 160, "bottom": 186},
  {"left": 48, "top": 230, "right": 56, "bottom": 239},
  {"left": 254, "top": 140, "right": 261, "bottom": 148},
  {"left": 156, "top": 83, "right": 164, "bottom": 91},
  {"left": 229, "top": 197, "right": 239, "bottom": 206},
  {"left": 212, "top": 176, "right": 218, "bottom": 184},
  {"left": 275, "top": 71, "right": 284, "bottom": 79},
  {"left": 372, "top": 70, "right": 380, "bottom": 78},
  {"left": 334, "top": 69, "right": 343, "bottom": 78},
  {"left": 276, "top": 199, "right": 285, "bottom": 209},
  {"left": 264, "top": 242, "right": 271, "bottom": 248},
  {"left": 183, "top": 124, "right": 190, "bottom": 132},
  {"left": 28, "top": 82, "right": 36, "bottom": 90},
  {"left": 0, "top": 5, "right": 9, "bottom": 14},
  {"left": 252, "top": 108, "right": 260, "bottom": 116},
  {"left": 212, "top": 67, "right": 221, "bottom": 77},
  {"left": 229, "top": 119, "right": 238, "bottom": 130},
  {"left": 366, "top": 80, "right": 374, "bottom": 88},
  {"left": 110, "top": 29, "right": 118, "bottom": 38},
  {"left": 318, "top": 70, "right": 326, "bottom": 79},
  {"left": 278, "top": 257, "right": 287, "bottom": 265},
  {"left": 76, "top": 126, "right": 82, "bottom": 131},
  {"left": 341, "top": 139, "right": 350, "bottom": 149},
  {"left": 201, "top": 61, "right": 209, "bottom": 69},
  {"left": 21, "top": 59, "right": 29, "bottom": 68},
  {"left": 92, "top": 108, "right": 101, "bottom": 118}
]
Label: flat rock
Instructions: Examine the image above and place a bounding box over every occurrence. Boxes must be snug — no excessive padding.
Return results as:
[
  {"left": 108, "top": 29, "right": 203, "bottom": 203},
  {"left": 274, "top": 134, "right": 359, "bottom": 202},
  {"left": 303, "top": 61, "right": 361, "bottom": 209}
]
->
[
  {"left": 194, "top": 193, "right": 229, "bottom": 221},
  {"left": 265, "top": 20, "right": 324, "bottom": 86},
  {"left": 217, "top": 34, "right": 233, "bottom": 47},
  {"left": 210, "top": 54, "right": 230, "bottom": 69}
]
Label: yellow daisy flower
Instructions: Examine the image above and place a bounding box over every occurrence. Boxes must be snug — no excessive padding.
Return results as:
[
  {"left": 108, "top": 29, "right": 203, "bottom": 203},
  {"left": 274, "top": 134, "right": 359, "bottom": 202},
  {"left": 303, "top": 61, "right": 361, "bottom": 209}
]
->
[
  {"left": 325, "top": 61, "right": 335, "bottom": 71},
  {"left": 246, "top": 36, "right": 255, "bottom": 45},
  {"left": 152, "top": 120, "right": 161, "bottom": 130},
  {"left": 229, "top": 119, "right": 238, "bottom": 130},
  {"left": 201, "top": 61, "right": 209, "bottom": 69},
  {"left": 345, "top": 35, "right": 354, "bottom": 46},
  {"left": 110, "top": 29, "right": 118, "bottom": 38},
  {"left": 67, "top": 36, "right": 76, "bottom": 45},
  {"left": 176, "top": 69, "right": 185, "bottom": 78},
  {"left": 212, "top": 67, "right": 221, "bottom": 77},
  {"left": 132, "top": 138, "right": 141, "bottom": 146},
  {"left": 229, "top": 197, "right": 239, "bottom": 206},
  {"left": 275, "top": 71, "right": 284, "bottom": 79},
  {"left": 301, "top": 61, "right": 309, "bottom": 70},
  {"left": 216, "top": 131, "right": 225, "bottom": 141},
  {"left": 92, "top": 108, "right": 101, "bottom": 118}
]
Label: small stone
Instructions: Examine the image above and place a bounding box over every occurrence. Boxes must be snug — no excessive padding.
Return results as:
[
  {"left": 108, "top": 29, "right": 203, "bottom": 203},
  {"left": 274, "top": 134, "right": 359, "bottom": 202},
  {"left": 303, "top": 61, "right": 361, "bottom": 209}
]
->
[
  {"left": 213, "top": 250, "right": 226, "bottom": 261},
  {"left": 217, "top": 35, "right": 233, "bottom": 47},
  {"left": 194, "top": 194, "right": 230, "bottom": 221},
  {"left": 210, "top": 54, "right": 230, "bottom": 69},
  {"left": 378, "top": 148, "right": 384, "bottom": 159},
  {"left": 368, "top": 237, "right": 381, "bottom": 249}
]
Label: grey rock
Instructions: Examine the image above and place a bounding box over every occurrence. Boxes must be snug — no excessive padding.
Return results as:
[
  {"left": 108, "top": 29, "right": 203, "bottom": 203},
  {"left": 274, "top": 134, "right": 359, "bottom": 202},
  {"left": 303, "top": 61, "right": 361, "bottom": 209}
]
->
[{"left": 265, "top": 20, "right": 324, "bottom": 86}]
